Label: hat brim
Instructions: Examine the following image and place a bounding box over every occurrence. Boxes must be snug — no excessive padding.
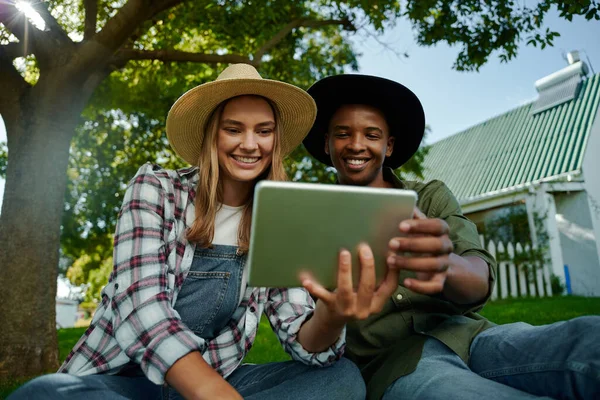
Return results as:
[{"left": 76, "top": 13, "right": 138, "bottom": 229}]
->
[
  {"left": 303, "top": 75, "right": 425, "bottom": 170},
  {"left": 167, "top": 78, "right": 317, "bottom": 165}
]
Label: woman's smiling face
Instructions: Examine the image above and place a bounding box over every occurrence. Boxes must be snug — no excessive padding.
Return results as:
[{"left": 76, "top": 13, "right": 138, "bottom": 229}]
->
[{"left": 217, "top": 95, "right": 276, "bottom": 185}]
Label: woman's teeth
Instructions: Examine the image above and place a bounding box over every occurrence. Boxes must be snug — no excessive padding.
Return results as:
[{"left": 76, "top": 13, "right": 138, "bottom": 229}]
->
[{"left": 233, "top": 156, "right": 260, "bottom": 163}]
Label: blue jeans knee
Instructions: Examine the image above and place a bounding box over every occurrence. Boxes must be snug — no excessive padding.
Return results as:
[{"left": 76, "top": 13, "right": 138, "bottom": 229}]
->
[
  {"left": 325, "top": 358, "right": 366, "bottom": 400},
  {"left": 8, "top": 373, "right": 77, "bottom": 400}
]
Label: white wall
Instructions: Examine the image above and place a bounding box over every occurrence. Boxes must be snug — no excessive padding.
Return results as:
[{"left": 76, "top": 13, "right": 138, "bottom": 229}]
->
[
  {"left": 554, "top": 192, "right": 600, "bottom": 295},
  {"left": 581, "top": 102, "right": 600, "bottom": 296},
  {"left": 56, "top": 299, "right": 79, "bottom": 329},
  {"left": 526, "top": 186, "right": 566, "bottom": 284}
]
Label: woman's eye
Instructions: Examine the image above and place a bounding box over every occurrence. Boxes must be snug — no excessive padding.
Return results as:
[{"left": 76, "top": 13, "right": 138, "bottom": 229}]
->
[
  {"left": 259, "top": 129, "right": 273, "bottom": 135},
  {"left": 224, "top": 128, "right": 240, "bottom": 134}
]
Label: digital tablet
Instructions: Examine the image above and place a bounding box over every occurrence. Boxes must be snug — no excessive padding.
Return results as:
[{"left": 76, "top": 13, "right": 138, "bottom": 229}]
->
[{"left": 247, "top": 181, "right": 417, "bottom": 288}]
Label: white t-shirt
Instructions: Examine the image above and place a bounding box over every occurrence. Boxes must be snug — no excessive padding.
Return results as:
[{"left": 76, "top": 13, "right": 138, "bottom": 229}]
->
[{"left": 213, "top": 204, "right": 247, "bottom": 303}]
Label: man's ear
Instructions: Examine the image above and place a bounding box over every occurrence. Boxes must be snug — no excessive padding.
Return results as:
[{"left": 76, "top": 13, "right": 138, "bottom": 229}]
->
[
  {"left": 324, "top": 133, "right": 330, "bottom": 155},
  {"left": 386, "top": 136, "right": 395, "bottom": 157}
]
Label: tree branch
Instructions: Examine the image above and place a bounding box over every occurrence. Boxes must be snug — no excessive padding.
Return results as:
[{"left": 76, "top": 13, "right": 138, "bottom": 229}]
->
[
  {"left": 0, "top": 47, "right": 30, "bottom": 140},
  {"left": 253, "top": 18, "right": 355, "bottom": 63},
  {"left": 147, "top": 0, "right": 185, "bottom": 20},
  {"left": 0, "top": 5, "right": 37, "bottom": 44},
  {"left": 359, "top": 27, "right": 408, "bottom": 60},
  {"left": 0, "top": 47, "right": 28, "bottom": 92},
  {"left": 2, "top": 41, "right": 34, "bottom": 60},
  {"left": 0, "top": 2, "right": 72, "bottom": 66},
  {"left": 30, "top": 1, "right": 69, "bottom": 40},
  {"left": 91, "top": 0, "right": 184, "bottom": 55},
  {"left": 82, "top": 0, "right": 98, "bottom": 40},
  {"left": 110, "top": 16, "right": 355, "bottom": 70},
  {"left": 113, "top": 48, "right": 251, "bottom": 65}
]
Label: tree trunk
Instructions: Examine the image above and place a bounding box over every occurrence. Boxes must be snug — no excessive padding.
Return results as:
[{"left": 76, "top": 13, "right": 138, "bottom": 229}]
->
[{"left": 0, "top": 80, "right": 87, "bottom": 380}]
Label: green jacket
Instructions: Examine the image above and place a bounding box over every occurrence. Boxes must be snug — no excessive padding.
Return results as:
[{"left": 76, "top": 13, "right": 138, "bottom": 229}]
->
[{"left": 345, "top": 168, "right": 498, "bottom": 399}]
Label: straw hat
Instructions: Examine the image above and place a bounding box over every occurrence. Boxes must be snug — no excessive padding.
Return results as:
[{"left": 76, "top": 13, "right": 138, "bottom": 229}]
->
[{"left": 166, "top": 64, "right": 317, "bottom": 165}]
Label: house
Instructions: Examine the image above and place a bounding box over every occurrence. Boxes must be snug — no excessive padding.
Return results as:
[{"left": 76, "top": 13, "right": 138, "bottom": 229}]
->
[
  {"left": 56, "top": 276, "right": 85, "bottom": 328},
  {"left": 417, "top": 52, "right": 600, "bottom": 296},
  {"left": 56, "top": 298, "right": 79, "bottom": 329}
]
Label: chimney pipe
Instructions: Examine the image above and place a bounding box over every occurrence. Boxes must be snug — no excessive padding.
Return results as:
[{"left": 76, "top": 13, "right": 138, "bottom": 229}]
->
[{"left": 567, "top": 51, "right": 580, "bottom": 65}]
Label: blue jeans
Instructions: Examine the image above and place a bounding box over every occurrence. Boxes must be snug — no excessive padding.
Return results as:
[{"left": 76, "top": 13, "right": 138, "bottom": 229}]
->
[
  {"left": 383, "top": 316, "right": 600, "bottom": 399},
  {"left": 10, "top": 244, "right": 366, "bottom": 399},
  {"left": 8, "top": 358, "right": 365, "bottom": 399}
]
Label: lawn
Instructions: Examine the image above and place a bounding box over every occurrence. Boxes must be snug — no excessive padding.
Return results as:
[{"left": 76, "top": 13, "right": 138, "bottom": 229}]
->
[{"left": 2, "top": 296, "right": 599, "bottom": 398}]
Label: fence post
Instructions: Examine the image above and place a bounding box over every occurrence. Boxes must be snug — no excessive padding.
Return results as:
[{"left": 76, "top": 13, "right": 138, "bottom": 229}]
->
[
  {"left": 497, "top": 242, "right": 508, "bottom": 299},
  {"left": 536, "top": 260, "right": 546, "bottom": 297},
  {"left": 516, "top": 243, "right": 528, "bottom": 297},
  {"left": 543, "top": 262, "right": 553, "bottom": 296},
  {"left": 526, "top": 244, "right": 537, "bottom": 296},
  {"left": 507, "top": 243, "right": 518, "bottom": 298},
  {"left": 487, "top": 240, "right": 498, "bottom": 301}
]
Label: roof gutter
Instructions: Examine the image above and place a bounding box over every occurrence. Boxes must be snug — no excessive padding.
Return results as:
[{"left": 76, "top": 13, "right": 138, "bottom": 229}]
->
[{"left": 459, "top": 169, "right": 582, "bottom": 207}]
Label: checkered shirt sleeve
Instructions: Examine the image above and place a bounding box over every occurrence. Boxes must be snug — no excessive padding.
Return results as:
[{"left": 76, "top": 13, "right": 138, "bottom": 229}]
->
[
  {"left": 265, "top": 288, "right": 346, "bottom": 366},
  {"left": 110, "top": 165, "right": 204, "bottom": 384}
]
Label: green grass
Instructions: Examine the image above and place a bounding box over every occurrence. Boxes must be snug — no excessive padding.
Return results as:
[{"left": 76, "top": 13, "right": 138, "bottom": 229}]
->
[
  {"left": 480, "top": 295, "right": 600, "bottom": 325},
  {"left": 58, "top": 327, "right": 88, "bottom": 362},
  {"left": 2, "top": 296, "right": 599, "bottom": 398},
  {"left": 244, "top": 318, "right": 291, "bottom": 364}
]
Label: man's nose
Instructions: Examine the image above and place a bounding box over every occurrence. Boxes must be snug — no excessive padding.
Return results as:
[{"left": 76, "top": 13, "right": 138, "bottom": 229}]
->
[{"left": 347, "top": 135, "right": 366, "bottom": 152}]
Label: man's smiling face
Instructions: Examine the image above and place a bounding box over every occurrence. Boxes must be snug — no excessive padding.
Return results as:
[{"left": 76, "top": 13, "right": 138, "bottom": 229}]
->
[{"left": 325, "top": 104, "right": 394, "bottom": 187}]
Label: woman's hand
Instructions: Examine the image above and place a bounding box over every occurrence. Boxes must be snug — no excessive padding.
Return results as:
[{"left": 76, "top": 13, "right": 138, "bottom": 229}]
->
[
  {"left": 296, "top": 243, "right": 399, "bottom": 353},
  {"left": 302, "top": 243, "right": 400, "bottom": 326}
]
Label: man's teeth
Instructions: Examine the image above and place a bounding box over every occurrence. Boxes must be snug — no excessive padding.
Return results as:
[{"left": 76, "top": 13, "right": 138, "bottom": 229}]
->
[
  {"left": 233, "top": 156, "right": 259, "bottom": 163},
  {"left": 347, "top": 159, "right": 367, "bottom": 165}
]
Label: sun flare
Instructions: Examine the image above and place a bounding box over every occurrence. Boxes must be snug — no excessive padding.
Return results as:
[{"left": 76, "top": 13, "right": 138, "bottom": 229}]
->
[{"left": 15, "top": 0, "right": 46, "bottom": 30}]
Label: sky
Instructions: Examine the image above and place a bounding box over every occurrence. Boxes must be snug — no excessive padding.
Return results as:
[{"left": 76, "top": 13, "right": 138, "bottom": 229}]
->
[
  {"left": 353, "top": 10, "right": 600, "bottom": 144},
  {"left": 1, "top": 8, "right": 599, "bottom": 210}
]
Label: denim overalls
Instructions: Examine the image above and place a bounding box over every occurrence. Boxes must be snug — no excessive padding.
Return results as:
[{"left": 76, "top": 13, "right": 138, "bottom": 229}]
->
[{"left": 174, "top": 244, "right": 246, "bottom": 341}]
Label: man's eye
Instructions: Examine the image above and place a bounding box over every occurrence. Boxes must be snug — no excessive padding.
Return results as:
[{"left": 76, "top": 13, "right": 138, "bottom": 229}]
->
[
  {"left": 335, "top": 132, "right": 349, "bottom": 137},
  {"left": 367, "top": 134, "right": 380, "bottom": 139}
]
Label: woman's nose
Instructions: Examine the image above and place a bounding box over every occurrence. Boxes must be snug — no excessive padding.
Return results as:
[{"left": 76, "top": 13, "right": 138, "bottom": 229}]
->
[{"left": 239, "top": 131, "right": 258, "bottom": 150}]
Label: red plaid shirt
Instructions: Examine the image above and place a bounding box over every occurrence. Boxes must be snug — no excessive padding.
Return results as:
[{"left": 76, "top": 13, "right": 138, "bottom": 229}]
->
[{"left": 59, "top": 163, "right": 345, "bottom": 384}]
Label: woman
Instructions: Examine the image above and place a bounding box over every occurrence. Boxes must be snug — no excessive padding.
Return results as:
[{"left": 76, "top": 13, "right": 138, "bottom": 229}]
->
[{"left": 10, "top": 64, "right": 399, "bottom": 400}]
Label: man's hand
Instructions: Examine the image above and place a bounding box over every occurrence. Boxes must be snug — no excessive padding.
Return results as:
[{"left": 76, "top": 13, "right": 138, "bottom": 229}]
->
[
  {"left": 302, "top": 243, "right": 400, "bottom": 325},
  {"left": 386, "top": 208, "right": 453, "bottom": 295},
  {"left": 387, "top": 207, "right": 490, "bottom": 304}
]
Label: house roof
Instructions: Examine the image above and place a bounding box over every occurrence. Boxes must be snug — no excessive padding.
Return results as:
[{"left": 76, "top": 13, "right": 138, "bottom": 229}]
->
[{"left": 417, "top": 73, "right": 600, "bottom": 202}]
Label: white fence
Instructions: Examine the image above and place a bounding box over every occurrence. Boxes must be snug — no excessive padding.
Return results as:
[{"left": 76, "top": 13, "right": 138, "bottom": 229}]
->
[{"left": 481, "top": 236, "right": 553, "bottom": 300}]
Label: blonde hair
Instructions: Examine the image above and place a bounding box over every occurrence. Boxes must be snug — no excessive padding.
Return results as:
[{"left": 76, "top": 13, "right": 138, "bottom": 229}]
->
[{"left": 186, "top": 95, "right": 287, "bottom": 252}]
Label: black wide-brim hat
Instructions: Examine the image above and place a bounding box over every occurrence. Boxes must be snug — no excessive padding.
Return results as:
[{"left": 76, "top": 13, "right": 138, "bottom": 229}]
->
[{"left": 303, "top": 74, "right": 425, "bottom": 170}]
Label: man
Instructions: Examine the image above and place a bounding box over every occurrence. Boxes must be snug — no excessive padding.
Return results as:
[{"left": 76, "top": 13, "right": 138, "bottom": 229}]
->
[{"left": 302, "top": 74, "right": 599, "bottom": 400}]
